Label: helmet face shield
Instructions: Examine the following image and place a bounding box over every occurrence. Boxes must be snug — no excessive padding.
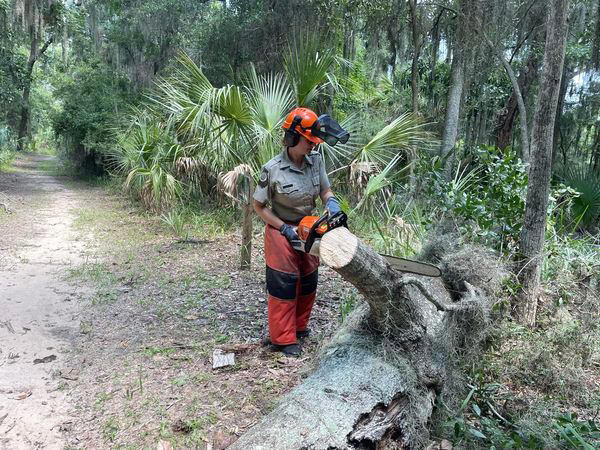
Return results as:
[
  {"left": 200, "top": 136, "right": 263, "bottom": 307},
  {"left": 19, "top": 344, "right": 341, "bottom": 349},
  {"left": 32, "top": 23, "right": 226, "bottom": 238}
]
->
[{"left": 311, "top": 115, "right": 350, "bottom": 147}]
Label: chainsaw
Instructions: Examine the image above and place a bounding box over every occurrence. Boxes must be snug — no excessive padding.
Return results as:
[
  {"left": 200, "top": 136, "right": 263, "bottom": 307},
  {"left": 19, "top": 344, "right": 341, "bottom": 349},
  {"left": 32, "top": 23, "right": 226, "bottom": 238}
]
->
[{"left": 291, "top": 211, "right": 442, "bottom": 278}]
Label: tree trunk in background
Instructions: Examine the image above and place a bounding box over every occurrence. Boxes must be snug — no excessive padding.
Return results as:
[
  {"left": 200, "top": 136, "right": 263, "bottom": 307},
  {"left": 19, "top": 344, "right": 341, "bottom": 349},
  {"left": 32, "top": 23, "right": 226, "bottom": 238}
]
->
[
  {"left": 591, "top": 125, "right": 600, "bottom": 171},
  {"left": 495, "top": 51, "right": 540, "bottom": 151},
  {"left": 445, "top": 29, "right": 452, "bottom": 64},
  {"left": 240, "top": 183, "right": 254, "bottom": 270},
  {"left": 478, "top": 30, "right": 530, "bottom": 161},
  {"left": 342, "top": 21, "right": 355, "bottom": 75},
  {"left": 441, "top": 55, "right": 465, "bottom": 178},
  {"left": 590, "top": 0, "right": 600, "bottom": 69},
  {"left": 552, "top": 60, "right": 571, "bottom": 167},
  {"left": 428, "top": 10, "right": 443, "bottom": 110},
  {"left": 517, "top": 0, "right": 569, "bottom": 327},
  {"left": 408, "top": 0, "right": 422, "bottom": 114},
  {"left": 17, "top": 32, "right": 53, "bottom": 152},
  {"left": 440, "top": 0, "right": 480, "bottom": 179},
  {"left": 408, "top": 0, "right": 422, "bottom": 192},
  {"left": 478, "top": 107, "right": 488, "bottom": 145}
]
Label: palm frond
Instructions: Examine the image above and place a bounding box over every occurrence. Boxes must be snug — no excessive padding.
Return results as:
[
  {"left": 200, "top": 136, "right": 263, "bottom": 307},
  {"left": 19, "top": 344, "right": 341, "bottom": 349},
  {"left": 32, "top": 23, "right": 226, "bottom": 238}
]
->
[
  {"left": 561, "top": 166, "right": 600, "bottom": 228},
  {"left": 241, "top": 65, "right": 295, "bottom": 169},
  {"left": 110, "top": 111, "right": 183, "bottom": 211},
  {"left": 351, "top": 153, "right": 405, "bottom": 213},
  {"left": 284, "top": 36, "right": 339, "bottom": 107},
  {"left": 353, "top": 112, "right": 433, "bottom": 167},
  {"left": 218, "top": 164, "right": 254, "bottom": 204},
  {"left": 244, "top": 65, "right": 294, "bottom": 133},
  {"left": 210, "top": 85, "right": 253, "bottom": 129}
]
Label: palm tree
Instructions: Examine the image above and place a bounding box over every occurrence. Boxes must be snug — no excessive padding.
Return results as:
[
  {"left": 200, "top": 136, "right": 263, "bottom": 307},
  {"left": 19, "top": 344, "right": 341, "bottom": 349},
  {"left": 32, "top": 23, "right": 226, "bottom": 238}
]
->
[{"left": 113, "top": 46, "right": 434, "bottom": 268}]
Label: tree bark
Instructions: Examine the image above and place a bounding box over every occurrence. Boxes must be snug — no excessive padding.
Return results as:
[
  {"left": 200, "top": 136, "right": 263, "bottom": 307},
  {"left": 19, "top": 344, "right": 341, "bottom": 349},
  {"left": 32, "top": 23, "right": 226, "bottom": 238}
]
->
[
  {"left": 407, "top": 0, "right": 423, "bottom": 193},
  {"left": 552, "top": 59, "right": 571, "bottom": 166},
  {"left": 240, "top": 182, "right": 254, "bottom": 270},
  {"left": 440, "top": 0, "right": 481, "bottom": 179},
  {"left": 495, "top": 50, "right": 540, "bottom": 151},
  {"left": 441, "top": 56, "right": 465, "bottom": 178},
  {"left": 342, "top": 20, "right": 355, "bottom": 75},
  {"left": 477, "top": 30, "right": 530, "bottom": 161},
  {"left": 231, "top": 228, "right": 493, "bottom": 449},
  {"left": 17, "top": 33, "right": 53, "bottom": 152},
  {"left": 387, "top": 23, "right": 398, "bottom": 76},
  {"left": 591, "top": 125, "right": 600, "bottom": 171},
  {"left": 408, "top": 0, "right": 422, "bottom": 114},
  {"left": 592, "top": 0, "right": 600, "bottom": 69},
  {"left": 517, "top": 0, "right": 569, "bottom": 327},
  {"left": 428, "top": 9, "right": 443, "bottom": 110}
]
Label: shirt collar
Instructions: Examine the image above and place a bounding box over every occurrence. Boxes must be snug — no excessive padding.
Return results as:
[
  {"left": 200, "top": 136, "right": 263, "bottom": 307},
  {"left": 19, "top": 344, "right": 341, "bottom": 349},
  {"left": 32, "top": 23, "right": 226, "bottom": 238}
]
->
[{"left": 280, "top": 148, "right": 314, "bottom": 171}]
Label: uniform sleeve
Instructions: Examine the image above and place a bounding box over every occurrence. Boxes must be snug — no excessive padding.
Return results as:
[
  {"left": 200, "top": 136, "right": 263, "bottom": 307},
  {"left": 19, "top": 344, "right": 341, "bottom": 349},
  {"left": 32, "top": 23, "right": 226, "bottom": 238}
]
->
[
  {"left": 253, "top": 166, "right": 271, "bottom": 204},
  {"left": 318, "top": 154, "right": 331, "bottom": 193}
]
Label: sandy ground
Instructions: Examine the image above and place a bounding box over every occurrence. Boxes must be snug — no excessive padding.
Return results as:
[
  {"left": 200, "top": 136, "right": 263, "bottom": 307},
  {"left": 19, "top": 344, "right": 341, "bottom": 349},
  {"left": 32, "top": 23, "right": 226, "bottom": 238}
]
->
[
  {"left": 0, "top": 155, "right": 347, "bottom": 449},
  {"left": 0, "top": 155, "right": 89, "bottom": 449}
]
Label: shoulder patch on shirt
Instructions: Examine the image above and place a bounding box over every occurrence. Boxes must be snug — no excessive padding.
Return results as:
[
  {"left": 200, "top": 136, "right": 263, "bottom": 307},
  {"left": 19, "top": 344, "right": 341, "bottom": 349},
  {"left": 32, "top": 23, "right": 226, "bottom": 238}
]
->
[{"left": 258, "top": 168, "right": 269, "bottom": 188}]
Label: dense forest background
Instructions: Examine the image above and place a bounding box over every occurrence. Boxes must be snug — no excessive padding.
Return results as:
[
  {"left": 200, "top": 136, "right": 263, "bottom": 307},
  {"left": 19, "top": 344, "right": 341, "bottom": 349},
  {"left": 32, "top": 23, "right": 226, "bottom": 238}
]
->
[{"left": 1, "top": 0, "right": 600, "bottom": 448}]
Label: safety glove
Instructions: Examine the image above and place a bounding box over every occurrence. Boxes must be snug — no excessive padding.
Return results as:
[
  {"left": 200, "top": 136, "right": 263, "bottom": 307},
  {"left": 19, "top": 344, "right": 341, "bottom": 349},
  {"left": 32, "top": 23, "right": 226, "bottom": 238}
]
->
[
  {"left": 325, "top": 197, "right": 342, "bottom": 216},
  {"left": 279, "top": 223, "right": 300, "bottom": 243}
]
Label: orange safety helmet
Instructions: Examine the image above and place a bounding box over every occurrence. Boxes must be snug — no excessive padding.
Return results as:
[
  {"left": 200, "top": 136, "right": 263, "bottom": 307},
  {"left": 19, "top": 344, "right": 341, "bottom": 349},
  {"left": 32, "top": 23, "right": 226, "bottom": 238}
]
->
[{"left": 282, "top": 107, "right": 324, "bottom": 146}]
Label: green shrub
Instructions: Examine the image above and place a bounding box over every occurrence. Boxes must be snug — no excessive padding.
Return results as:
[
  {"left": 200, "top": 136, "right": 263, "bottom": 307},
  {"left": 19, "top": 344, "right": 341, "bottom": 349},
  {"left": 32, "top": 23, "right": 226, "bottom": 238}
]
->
[
  {"left": 52, "top": 61, "right": 134, "bottom": 175},
  {"left": 423, "top": 146, "right": 527, "bottom": 250},
  {"left": 442, "top": 371, "right": 600, "bottom": 449},
  {"left": 109, "top": 112, "right": 183, "bottom": 211},
  {"left": 423, "top": 146, "right": 581, "bottom": 254},
  {"left": 0, "top": 126, "right": 16, "bottom": 168},
  {"left": 560, "top": 167, "right": 600, "bottom": 229}
]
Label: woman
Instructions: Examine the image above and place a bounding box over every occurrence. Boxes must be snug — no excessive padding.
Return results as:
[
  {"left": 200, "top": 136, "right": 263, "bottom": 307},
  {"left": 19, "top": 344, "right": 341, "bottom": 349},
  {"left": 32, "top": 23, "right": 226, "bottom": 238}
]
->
[{"left": 253, "top": 107, "right": 346, "bottom": 356}]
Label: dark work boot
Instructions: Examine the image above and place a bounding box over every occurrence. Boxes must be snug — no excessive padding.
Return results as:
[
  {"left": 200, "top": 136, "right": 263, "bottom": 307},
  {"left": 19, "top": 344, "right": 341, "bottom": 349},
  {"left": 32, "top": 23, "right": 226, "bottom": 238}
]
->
[
  {"left": 276, "top": 343, "right": 301, "bottom": 357},
  {"left": 296, "top": 329, "right": 310, "bottom": 340}
]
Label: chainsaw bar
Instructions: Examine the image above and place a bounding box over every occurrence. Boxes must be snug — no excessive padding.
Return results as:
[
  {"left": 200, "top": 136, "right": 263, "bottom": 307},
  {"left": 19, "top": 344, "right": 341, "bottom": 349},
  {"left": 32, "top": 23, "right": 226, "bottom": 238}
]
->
[{"left": 381, "top": 254, "right": 442, "bottom": 277}]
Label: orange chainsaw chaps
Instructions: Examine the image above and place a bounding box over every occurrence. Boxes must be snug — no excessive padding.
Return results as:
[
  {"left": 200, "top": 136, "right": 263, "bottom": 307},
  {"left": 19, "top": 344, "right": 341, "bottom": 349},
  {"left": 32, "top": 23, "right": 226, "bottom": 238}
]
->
[{"left": 264, "top": 224, "right": 319, "bottom": 346}]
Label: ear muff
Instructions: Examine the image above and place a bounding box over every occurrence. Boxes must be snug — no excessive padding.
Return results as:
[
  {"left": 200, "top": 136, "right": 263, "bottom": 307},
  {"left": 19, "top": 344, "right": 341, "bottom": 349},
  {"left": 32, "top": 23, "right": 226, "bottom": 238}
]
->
[
  {"left": 283, "top": 116, "right": 302, "bottom": 147},
  {"left": 283, "top": 130, "right": 300, "bottom": 147}
]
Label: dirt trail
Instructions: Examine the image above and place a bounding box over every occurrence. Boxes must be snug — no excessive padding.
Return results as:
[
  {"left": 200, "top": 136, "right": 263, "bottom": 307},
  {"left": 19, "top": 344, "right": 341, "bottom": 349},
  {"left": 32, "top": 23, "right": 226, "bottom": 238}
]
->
[
  {"left": 0, "top": 153, "right": 346, "bottom": 449},
  {"left": 0, "top": 155, "right": 87, "bottom": 449}
]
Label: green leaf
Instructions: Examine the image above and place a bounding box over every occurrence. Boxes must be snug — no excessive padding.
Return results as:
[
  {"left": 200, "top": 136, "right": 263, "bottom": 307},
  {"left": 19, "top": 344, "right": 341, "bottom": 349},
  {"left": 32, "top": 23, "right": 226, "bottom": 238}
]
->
[
  {"left": 284, "top": 35, "right": 340, "bottom": 107},
  {"left": 468, "top": 428, "right": 487, "bottom": 439}
]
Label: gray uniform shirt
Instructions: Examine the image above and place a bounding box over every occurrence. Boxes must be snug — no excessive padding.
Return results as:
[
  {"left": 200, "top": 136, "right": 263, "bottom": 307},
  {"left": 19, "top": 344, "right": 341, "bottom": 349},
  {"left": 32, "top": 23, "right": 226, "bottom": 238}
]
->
[{"left": 253, "top": 149, "right": 331, "bottom": 222}]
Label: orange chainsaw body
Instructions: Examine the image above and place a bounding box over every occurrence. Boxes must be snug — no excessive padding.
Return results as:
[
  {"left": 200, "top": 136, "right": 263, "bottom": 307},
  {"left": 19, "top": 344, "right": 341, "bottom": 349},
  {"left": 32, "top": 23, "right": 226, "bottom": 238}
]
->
[{"left": 297, "top": 215, "right": 329, "bottom": 241}]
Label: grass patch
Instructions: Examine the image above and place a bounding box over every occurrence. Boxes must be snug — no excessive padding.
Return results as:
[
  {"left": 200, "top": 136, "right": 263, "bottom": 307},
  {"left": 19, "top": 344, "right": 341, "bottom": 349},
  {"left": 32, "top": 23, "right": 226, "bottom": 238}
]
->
[
  {"left": 0, "top": 148, "right": 16, "bottom": 170},
  {"left": 171, "top": 375, "right": 189, "bottom": 387},
  {"left": 68, "top": 261, "right": 117, "bottom": 286},
  {"left": 192, "top": 372, "right": 214, "bottom": 384},
  {"left": 37, "top": 157, "right": 64, "bottom": 176},
  {"left": 158, "top": 203, "right": 238, "bottom": 239},
  {"left": 102, "top": 416, "right": 120, "bottom": 442},
  {"left": 142, "top": 346, "right": 177, "bottom": 357},
  {"left": 196, "top": 268, "right": 231, "bottom": 289}
]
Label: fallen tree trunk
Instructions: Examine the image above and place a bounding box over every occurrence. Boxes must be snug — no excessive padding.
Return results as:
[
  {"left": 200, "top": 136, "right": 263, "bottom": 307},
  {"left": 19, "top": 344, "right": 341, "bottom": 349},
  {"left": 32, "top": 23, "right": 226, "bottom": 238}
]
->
[{"left": 231, "top": 228, "right": 495, "bottom": 449}]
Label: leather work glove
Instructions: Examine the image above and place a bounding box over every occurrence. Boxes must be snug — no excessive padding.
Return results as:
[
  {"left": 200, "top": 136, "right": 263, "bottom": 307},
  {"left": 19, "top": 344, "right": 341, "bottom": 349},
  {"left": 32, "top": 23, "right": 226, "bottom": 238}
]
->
[
  {"left": 325, "top": 196, "right": 342, "bottom": 215},
  {"left": 279, "top": 223, "right": 300, "bottom": 243}
]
